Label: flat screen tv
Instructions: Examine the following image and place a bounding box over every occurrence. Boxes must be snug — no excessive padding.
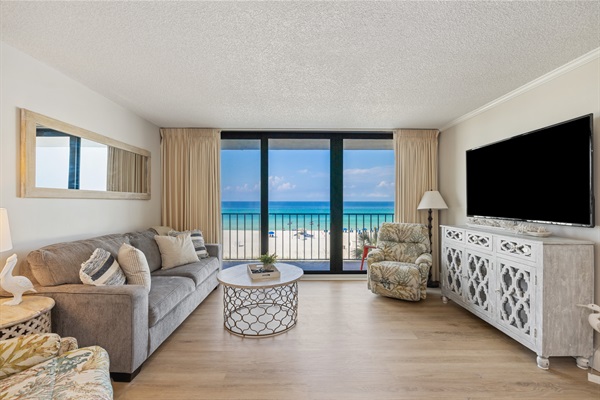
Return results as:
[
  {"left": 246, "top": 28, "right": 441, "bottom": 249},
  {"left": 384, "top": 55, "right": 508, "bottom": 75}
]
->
[{"left": 466, "top": 114, "right": 594, "bottom": 227}]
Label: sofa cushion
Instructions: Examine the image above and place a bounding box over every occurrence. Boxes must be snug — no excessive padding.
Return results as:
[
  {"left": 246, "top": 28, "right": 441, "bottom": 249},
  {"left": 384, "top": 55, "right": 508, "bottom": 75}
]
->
[
  {"left": 27, "top": 233, "right": 130, "bottom": 286},
  {"left": 151, "top": 257, "right": 220, "bottom": 287},
  {"left": 148, "top": 276, "right": 195, "bottom": 327},
  {"left": 118, "top": 243, "right": 152, "bottom": 290},
  {"left": 154, "top": 233, "right": 199, "bottom": 269},
  {"left": 126, "top": 229, "right": 162, "bottom": 272}
]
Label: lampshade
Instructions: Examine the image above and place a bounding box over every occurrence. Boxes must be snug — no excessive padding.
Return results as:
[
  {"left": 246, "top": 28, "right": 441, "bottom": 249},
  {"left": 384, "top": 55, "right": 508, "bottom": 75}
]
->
[
  {"left": 417, "top": 191, "right": 448, "bottom": 210},
  {"left": 0, "top": 208, "right": 13, "bottom": 252}
]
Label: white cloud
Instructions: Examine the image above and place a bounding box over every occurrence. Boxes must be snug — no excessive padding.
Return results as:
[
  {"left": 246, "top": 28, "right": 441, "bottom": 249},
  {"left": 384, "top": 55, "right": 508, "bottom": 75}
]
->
[
  {"left": 298, "top": 169, "right": 309, "bottom": 174},
  {"left": 366, "top": 192, "right": 391, "bottom": 198},
  {"left": 376, "top": 181, "right": 394, "bottom": 188},
  {"left": 344, "top": 168, "right": 371, "bottom": 175},
  {"left": 235, "top": 183, "right": 258, "bottom": 192},
  {"left": 269, "top": 176, "right": 296, "bottom": 191},
  {"left": 277, "top": 182, "right": 296, "bottom": 191}
]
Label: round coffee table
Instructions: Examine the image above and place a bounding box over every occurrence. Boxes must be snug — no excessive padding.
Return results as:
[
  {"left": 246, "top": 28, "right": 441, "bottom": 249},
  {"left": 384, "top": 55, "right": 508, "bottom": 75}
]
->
[{"left": 217, "top": 263, "right": 303, "bottom": 337}]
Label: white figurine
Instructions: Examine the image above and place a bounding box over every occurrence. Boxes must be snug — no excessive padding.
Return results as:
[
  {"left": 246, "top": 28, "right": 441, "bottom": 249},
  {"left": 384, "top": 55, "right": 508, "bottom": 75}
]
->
[
  {"left": 0, "top": 254, "right": 36, "bottom": 305},
  {"left": 577, "top": 304, "right": 600, "bottom": 333}
]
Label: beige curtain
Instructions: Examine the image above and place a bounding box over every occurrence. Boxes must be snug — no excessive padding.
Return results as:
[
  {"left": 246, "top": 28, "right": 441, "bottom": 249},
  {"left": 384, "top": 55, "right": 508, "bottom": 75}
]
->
[
  {"left": 107, "top": 147, "right": 147, "bottom": 193},
  {"left": 160, "top": 128, "right": 222, "bottom": 243},
  {"left": 393, "top": 129, "right": 441, "bottom": 281}
]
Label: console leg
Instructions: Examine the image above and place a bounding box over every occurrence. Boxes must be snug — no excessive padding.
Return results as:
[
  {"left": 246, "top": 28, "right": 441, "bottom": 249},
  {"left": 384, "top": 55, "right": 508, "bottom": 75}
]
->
[
  {"left": 536, "top": 356, "right": 549, "bottom": 370},
  {"left": 576, "top": 356, "right": 590, "bottom": 370},
  {"left": 441, "top": 296, "right": 448, "bottom": 304}
]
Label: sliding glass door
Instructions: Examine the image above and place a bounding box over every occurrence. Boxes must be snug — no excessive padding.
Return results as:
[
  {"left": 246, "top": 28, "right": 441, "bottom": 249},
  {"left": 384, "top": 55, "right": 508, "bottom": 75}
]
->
[
  {"left": 268, "top": 139, "right": 331, "bottom": 271},
  {"left": 342, "top": 139, "right": 395, "bottom": 271},
  {"left": 221, "top": 132, "right": 393, "bottom": 274}
]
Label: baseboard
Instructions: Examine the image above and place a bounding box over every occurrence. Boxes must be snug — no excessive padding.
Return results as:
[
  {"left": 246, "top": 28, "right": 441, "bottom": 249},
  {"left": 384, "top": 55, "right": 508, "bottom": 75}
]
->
[{"left": 301, "top": 274, "right": 367, "bottom": 281}]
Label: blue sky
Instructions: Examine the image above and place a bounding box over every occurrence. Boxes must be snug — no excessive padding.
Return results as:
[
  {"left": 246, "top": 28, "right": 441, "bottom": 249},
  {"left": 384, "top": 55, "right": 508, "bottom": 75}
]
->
[{"left": 222, "top": 149, "right": 394, "bottom": 202}]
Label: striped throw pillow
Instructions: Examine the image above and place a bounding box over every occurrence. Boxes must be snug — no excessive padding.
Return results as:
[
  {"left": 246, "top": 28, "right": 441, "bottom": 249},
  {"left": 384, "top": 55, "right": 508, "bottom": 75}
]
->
[
  {"left": 168, "top": 229, "right": 209, "bottom": 259},
  {"left": 118, "top": 243, "right": 151, "bottom": 290},
  {"left": 79, "top": 248, "right": 126, "bottom": 286}
]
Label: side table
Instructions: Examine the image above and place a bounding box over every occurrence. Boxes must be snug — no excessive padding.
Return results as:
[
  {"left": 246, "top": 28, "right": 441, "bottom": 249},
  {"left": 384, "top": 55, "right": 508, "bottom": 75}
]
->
[{"left": 0, "top": 296, "right": 55, "bottom": 340}]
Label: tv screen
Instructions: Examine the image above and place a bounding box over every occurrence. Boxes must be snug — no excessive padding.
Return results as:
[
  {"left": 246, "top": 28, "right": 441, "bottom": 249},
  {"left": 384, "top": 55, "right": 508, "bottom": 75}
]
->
[{"left": 466, "top": 114, "right": 594, "bottom": 227}]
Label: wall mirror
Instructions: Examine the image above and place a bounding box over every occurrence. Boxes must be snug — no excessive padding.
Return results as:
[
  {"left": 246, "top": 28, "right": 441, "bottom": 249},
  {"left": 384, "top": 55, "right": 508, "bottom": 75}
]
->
[{"left": 20, "top": 109, "right": 151, "bottom": 199}]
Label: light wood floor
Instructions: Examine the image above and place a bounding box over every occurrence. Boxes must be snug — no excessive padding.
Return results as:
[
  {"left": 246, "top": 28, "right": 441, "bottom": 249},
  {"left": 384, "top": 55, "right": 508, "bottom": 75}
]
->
[{"left": 112, "top": 281, "right": 599, "bottom": 399}]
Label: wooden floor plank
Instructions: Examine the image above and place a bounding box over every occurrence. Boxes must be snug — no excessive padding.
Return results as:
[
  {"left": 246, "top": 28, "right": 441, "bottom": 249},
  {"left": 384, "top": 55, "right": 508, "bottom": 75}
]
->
[{"left": 112, "top": 281, "right": 599, "bottom": 399}]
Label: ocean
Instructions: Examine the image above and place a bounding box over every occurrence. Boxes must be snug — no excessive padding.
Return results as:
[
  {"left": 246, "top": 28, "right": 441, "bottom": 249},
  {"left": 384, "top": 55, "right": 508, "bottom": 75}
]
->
[{"left": 222, "top": 201, "right": 394, "bottom": 231}]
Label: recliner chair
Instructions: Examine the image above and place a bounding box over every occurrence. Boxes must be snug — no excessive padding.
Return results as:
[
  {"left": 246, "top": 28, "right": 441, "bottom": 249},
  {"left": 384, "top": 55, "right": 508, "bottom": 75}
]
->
[{"left": 367, "top": 222, "right": 432, "bottom": 301}]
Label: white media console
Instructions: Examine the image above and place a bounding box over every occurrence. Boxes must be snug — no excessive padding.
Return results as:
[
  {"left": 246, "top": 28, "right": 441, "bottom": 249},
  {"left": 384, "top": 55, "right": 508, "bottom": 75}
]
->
[{"left": 440, "top": 224, "right": 594, "bottom": 369}]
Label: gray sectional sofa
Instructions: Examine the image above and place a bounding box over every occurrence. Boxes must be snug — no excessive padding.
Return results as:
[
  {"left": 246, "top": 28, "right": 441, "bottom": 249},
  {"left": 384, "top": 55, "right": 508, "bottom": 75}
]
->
[{"left": 20, "top": 228, "right": 221, "bottom": 382}]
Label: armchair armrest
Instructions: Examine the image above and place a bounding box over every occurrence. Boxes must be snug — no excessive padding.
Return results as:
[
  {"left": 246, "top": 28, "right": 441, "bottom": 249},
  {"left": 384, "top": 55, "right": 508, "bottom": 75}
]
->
[
  {"left": 415, "top": 253, "right": 432, "bottom": 266},
  {"left": 366, "top": 248, "right": 385, "bottom": 267},
  {"left": 32, "top": 284, "right": 148, "bottom": 375},
  {"left": 0, "top": 333, "right": 63, "bottom": 379}
]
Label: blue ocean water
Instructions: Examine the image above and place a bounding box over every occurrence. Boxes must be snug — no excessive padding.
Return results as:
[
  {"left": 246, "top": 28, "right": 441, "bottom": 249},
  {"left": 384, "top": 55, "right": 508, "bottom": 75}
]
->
[{"left": 222, "top": 201, "right": 394, "bottom": 231}]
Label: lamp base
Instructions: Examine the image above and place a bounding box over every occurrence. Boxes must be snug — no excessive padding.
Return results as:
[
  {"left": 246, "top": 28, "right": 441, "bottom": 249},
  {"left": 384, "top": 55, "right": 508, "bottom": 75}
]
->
[{"left": 427, "top": 279, "right": 440, "bottom": 288}]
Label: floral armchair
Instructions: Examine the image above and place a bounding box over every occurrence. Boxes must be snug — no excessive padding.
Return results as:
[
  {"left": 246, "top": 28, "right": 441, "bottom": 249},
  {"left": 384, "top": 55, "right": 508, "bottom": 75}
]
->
[
  {"left": 367, "top": 222, "right": 432, "bottom": 301},
  {"left": 0, "top": 333, "right": 113, "bottom": 400}
]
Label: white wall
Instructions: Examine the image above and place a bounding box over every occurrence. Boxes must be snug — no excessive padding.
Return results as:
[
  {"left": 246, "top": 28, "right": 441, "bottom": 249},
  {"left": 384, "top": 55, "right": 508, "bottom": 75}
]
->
[
  {"left": 0, "top": 42, "right": 161, "bottom": 270},
  {"left": 439, "top": 55, "right": 600, "bottom": 364}
]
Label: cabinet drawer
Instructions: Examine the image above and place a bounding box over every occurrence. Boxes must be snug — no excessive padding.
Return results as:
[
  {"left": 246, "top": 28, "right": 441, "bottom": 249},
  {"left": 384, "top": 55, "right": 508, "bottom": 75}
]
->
[
  {"left": 496, "top": 237, "right": 537, "bottom": 263},
  {"left": 466, "top": 231, "right": 493, "bottom": 252},
  {"left": 443, "top": 227, "right": 465, "bottom": 244}
]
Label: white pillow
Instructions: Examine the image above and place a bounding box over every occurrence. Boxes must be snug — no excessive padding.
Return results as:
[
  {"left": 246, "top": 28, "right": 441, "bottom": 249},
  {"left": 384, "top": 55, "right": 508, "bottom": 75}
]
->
[
  {"left": 80, "top": 248, "right": 126, "bottom": 286},
  {"left": 168, "top": 229, "right": 209, "bottom": 259},
  {"left": 118, "top": 243, "right": 151, "bottom": 290},
  {"left": 154, "top": 232, "right": 199, "bottom": 269}
]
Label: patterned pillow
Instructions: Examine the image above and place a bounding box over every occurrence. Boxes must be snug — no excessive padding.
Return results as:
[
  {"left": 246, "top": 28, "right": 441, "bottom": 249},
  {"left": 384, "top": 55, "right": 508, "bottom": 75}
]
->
[
  {"left": 169, "top": 229, "right": 209, "bottom": 259},
  {"left": 79, "top": 248, "right": 126, "bottom": 286},
  {"left": 154, "top": 233, "right": 200, "bottom": 269},
  {"left": 118, "top": 243, "right": 151, "bottom": 290}
]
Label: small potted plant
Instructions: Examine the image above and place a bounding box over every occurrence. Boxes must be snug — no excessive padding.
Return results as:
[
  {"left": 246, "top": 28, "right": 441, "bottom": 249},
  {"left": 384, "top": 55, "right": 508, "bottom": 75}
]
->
[{"left": 258, "top": 253, "right": 278, "bottom": 268}]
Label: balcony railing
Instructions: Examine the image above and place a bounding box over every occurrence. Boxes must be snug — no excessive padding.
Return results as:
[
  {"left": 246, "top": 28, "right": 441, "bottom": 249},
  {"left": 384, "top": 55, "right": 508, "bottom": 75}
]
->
[{"left": 222, "top": 212, "right": 394, "bottom": 261}]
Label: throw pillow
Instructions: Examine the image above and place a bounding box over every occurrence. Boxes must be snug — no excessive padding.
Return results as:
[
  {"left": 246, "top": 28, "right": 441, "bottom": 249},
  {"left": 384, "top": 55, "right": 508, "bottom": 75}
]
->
[
  {"left": 118, "top": 243, "right": 151, "bottom": 290},
  {"left": 79, "top": 248, "right": 126, "bottom": 286},
  {"left": 154, "top": 232, "right": 199, "bottom": 269},
  {"left": 168, "top": 229, "right": 209, "bottom": 259}
]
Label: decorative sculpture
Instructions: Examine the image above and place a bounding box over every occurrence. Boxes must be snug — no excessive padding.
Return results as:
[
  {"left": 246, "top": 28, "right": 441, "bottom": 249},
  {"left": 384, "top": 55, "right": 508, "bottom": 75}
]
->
[{"left": 0, "top": 254, "right": 36, "bottom": 305}]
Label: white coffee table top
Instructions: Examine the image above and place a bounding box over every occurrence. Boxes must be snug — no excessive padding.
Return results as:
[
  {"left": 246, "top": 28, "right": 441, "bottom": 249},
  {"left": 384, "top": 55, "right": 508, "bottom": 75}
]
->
[{"left": 217, "top": 263, "right": 303, "bottom": 289}]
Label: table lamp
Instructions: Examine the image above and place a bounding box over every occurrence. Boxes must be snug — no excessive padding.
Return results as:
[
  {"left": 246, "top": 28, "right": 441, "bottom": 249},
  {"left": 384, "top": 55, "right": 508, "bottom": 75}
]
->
[
  {"left": 417, "top": 191, "right": 448, "bottom": 288},
  {"left": 1, "top": 208, "right": 36, "bottom": 305}
]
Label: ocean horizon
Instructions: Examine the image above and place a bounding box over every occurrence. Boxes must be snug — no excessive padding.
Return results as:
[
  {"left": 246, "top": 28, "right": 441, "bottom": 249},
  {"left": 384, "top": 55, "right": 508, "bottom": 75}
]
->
[{"left": 222, "top": 201, "right": 394, "bottom": 230}]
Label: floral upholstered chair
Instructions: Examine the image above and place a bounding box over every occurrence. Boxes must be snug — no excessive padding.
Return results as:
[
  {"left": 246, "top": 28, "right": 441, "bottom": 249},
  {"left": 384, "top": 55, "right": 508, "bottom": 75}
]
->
[
  {"left": 0, "top": 333, "right": 113, "bottom": 399},
  {"left": 367, "top": 222, "right": 432, "bottom": 301}
]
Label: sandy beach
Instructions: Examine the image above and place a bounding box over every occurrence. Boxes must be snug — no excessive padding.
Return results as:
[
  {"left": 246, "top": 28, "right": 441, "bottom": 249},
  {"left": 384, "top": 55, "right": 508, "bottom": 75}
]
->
[{"left": 222, "top": 229, "right": 372, "bottom": 261}]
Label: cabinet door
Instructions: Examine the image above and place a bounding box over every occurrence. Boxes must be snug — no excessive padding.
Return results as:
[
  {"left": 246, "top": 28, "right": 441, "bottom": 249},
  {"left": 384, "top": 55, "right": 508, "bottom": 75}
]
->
[
  {"left": 495, "top": 258, "right": 536, "bottom": 345},
  {"left": 442, "top": 245, "right": 464, "bottom": 300},
  {"left": 465, "top": 251, "right": 493, "bottom": 319}
]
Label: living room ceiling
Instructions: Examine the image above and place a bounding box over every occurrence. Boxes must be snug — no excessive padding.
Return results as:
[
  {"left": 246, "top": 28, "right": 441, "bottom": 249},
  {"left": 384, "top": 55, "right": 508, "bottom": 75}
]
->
[{"left": 1, "top": 1, "right": 598, "bottom": 130}]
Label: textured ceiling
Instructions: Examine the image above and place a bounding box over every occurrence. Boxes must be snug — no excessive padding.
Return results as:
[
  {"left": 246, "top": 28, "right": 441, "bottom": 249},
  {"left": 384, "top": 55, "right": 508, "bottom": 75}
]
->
[{"left": 1, "top": 1, "right": 599, "bottom": 130}]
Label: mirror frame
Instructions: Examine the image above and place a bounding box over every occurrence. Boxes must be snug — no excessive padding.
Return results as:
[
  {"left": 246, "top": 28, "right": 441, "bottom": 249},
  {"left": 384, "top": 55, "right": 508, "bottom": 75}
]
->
[{"left": 20, "top": 108, "right": 151, "bottom": 200}]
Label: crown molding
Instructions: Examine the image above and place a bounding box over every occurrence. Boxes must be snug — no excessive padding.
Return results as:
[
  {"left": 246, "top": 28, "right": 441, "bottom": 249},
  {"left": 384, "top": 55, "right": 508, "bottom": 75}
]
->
[{"left": 440, "top": 47, "right": 600, "bottom": 132}]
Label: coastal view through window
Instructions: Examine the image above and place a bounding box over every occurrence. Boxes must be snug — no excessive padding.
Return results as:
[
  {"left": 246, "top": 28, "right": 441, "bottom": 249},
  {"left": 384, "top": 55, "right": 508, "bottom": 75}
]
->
[{"left": 221, "top": 135, "right": 394, "bottom": 273}]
